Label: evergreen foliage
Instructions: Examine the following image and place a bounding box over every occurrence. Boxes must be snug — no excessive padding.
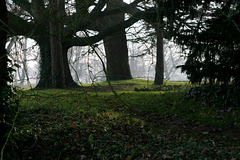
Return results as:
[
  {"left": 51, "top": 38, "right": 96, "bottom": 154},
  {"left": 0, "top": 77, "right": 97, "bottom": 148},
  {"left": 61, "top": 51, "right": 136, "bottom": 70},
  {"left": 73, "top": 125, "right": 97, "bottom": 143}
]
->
[
  {"left": 186, "top": 84, "right": 240, "bottom": 108},
  {"left": 176, "top": 2, "right": 240, "bottom": 85}
]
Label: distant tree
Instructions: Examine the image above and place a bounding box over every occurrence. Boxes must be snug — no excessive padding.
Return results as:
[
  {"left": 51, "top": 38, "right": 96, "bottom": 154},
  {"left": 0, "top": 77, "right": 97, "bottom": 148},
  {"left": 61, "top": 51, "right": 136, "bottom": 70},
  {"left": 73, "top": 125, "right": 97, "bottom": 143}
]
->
[
  {"left": 148, "top": 0, "right": 218, "bottom": 84},
  {"left": 154, "top": 28, "right": 164, "bottom": 85},
  {"left": 121, "top": 1, "right": 167, "bottom": 85},
  {"left": 125, "top": 1, "right": 187, "bottom": 85}
]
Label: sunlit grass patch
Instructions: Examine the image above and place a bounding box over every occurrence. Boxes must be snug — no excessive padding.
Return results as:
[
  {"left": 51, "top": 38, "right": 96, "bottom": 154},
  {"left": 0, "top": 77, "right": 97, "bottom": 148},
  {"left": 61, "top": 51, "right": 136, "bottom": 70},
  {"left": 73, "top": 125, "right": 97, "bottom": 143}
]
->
[
  {"left": 93, "top": 78, "right": 153, "bottom": 85},
  {"left": 19, "top": 86, "right": 240, "bottom": 130}
]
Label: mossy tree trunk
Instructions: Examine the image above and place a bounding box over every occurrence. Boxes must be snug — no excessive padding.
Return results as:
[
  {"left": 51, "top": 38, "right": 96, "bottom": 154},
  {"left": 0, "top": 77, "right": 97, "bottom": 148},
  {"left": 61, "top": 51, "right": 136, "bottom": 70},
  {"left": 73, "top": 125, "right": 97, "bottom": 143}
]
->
[{"left": 35, "top": 39, "right": 52, "bottom": 89}]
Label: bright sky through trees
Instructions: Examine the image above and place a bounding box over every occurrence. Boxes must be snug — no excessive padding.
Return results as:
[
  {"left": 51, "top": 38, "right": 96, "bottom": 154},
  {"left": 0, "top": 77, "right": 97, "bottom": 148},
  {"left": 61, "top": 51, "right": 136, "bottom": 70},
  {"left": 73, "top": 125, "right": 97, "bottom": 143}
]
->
[{"left": 123, "top": 0, "right": 132, "bottom": 4}]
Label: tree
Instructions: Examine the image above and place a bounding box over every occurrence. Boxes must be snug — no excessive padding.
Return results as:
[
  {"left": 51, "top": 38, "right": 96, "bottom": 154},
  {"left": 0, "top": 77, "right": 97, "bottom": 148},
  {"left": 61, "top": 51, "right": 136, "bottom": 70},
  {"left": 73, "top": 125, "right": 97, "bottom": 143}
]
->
[
  {"left": 154, "top": 28, "right": 164, "bottom": 85},
  {"left": 143, "top": 0, "right": 215, "bottom": 84},
  {"left": 7, "top": 1, "right": 53, "bottom": 88},
  {"left": 8, "top": 0, "right": 77, "bottom": 89},
  {"left": 49, "top": 0, "right": 65, "bottom": 88},
  {"left": 63, "top": 0, "right": 144, "bottom": 84},
  {"left": 8, "top": 0, "right": 145, "bottom": 88},
  {"left": 101, "top": 0, "right": 132, "bottom": 80},
  {"left": 123, "top": 1, "right": 169, "bottom": 85},
  {"left": 176, "top": 1, "right": 240, "bottom": 85}
]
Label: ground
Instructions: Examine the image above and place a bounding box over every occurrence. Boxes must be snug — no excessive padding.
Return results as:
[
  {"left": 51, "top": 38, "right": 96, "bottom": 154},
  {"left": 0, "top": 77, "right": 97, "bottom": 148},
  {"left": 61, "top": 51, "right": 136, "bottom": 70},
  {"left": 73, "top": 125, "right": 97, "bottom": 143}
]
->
[{"left": 3, "top": 79, "right": 240, "bottom": 159}]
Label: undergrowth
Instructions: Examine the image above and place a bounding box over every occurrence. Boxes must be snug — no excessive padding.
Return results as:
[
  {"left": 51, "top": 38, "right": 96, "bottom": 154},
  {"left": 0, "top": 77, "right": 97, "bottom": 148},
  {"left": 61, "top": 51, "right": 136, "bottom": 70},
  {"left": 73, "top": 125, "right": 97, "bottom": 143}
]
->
[
  {"left": 186, "top": 83, "right": 240, "bottom": 108},
  {"left": 3, "top": 79, "right": 240, "bottom": 159}
]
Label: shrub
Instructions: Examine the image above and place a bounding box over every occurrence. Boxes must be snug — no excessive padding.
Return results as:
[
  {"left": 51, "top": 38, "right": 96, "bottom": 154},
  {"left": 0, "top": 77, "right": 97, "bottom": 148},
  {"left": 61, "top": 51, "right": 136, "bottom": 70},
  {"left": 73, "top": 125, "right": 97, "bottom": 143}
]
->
[{"left": 186, "top": 84, "right": 240, "bottom": 108}]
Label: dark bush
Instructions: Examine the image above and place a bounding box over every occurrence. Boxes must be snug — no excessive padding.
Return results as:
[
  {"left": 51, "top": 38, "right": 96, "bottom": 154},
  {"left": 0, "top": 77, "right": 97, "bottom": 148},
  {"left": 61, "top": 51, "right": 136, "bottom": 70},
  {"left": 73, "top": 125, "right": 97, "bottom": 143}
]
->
[
  {"left": 135, "top": 85, "right": 184, "bottom": 91},
  {"left": 176, "top": 3, "right": 240, "bottom": 85},
  {"left": 186, "top": 84, "right": 240, "bottom": 108}
]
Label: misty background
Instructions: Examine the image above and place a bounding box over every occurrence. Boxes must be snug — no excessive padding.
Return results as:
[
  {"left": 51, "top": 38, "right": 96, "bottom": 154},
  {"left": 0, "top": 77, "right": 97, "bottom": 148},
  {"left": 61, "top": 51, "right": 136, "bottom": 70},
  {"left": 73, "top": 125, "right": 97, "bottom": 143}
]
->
[{"left": 7, "top": 32, "right": 187, "bottom": 88}]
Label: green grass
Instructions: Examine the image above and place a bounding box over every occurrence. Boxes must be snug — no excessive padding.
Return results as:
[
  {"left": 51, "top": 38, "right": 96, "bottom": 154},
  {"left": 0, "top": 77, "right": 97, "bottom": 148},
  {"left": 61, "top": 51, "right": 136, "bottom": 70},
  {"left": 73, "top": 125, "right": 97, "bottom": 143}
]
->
[
  {"left": 91, "top": 79, "right": 154, "bottom": 85},
  {"left": 81, "top": 78, "right": 154, "bottom": 92},
  {"left": 3, "top": 79, "right": 240, "bottom": 159},
  {"left": 82, "top": 79, "right": 189, "bottom": 92}
]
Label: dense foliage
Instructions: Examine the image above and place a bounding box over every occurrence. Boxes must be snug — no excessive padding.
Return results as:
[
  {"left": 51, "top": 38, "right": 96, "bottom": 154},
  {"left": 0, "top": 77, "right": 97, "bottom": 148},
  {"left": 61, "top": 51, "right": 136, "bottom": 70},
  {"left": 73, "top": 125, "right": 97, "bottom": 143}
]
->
[
  {"left": 0, "top": 0, "right": 19, "bottom": 155},
  {"left": 177, "top": 2, "right": 240, "bottom": 85},
  {"left": 186, "top": 84, "right": 240, "bottom": 108},
  {"left": 0, "top": 60, "right": 19, "bottom": 148}
]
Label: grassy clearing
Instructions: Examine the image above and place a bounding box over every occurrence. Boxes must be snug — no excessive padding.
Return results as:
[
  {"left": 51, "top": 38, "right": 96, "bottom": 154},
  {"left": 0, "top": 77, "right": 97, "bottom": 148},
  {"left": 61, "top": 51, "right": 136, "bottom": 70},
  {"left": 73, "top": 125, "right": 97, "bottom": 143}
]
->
[
  {"left": 81, "top": 79, "right": 189, "bottom": 92},
  {"left": 4, "top": 79, "right": 240, "bottom": 159}
]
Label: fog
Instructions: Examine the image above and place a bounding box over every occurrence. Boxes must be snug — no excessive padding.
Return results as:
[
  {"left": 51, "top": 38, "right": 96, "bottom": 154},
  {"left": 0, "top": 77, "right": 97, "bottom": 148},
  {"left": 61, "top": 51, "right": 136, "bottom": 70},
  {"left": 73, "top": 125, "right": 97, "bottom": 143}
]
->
[
  {"left": 5, "top": 0, "right": 188, "bottom": 88},
  {"left": 7, "top": 34, "right": 187, "bottom": 88}
]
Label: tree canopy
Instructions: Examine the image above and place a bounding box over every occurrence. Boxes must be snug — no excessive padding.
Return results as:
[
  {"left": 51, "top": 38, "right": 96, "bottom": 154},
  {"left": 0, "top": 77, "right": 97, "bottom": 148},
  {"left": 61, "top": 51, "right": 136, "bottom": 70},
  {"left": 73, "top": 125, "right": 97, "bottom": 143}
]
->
[{"left": 4, "top": 0, "right": 240, "bottom": 87}]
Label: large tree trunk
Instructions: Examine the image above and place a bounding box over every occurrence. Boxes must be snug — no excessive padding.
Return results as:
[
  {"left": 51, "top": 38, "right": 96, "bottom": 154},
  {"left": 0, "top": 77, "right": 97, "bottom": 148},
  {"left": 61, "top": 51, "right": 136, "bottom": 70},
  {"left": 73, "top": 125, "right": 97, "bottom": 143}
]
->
[
  {"left": 154, "top": 29, "right": 164, "bottom": 85},
  {"left": 35, "top": 39, "right": 52, "bottom": 89},
  {"left": 36, "top": 41, "right": 79, "bottom": 89},
  {"left": 103, "top": 30, "right": 132, "bottom": 80},
  {"left": 49, "top": 0, "right": 65, "bottom": 88},
  {"left": 36, "top": 0, "right": 77, "bottom": 89},
  {"left": 102, "top": 0, "right": 132, "bottom": 81}
]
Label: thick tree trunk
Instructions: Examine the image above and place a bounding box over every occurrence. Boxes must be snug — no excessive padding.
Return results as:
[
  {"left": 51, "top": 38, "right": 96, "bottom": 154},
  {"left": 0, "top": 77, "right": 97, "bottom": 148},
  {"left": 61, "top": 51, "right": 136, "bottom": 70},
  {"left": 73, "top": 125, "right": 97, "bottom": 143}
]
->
[
  {"left": 103, "top": 30, "right": 132, "bottom": 80},
  {"left": 36, "top": 42, "right": 79, "bottom": 89},
  {"left": 35, "top": 40, "right": 52, "bottom": 89},
  {"left": 154, "top": 30, "right": 164, "bottom": 85},
  {"left": 36, "top": 0, "right": 77, "bottom": 89},
  {"left": 30, "top": 0, "right": 52, "bottom": 89},
  {"left": 49, "top": 0, "right": 65, "bottom": 88},
  {"left": 102, "top": 0, "right": 132, "bottom": 80}
]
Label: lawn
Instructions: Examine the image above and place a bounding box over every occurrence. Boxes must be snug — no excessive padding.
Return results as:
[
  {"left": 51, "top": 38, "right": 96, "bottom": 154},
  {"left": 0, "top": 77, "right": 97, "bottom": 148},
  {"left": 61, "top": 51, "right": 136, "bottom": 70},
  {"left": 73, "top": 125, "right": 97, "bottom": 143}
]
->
[{"left": 3, "top": 79, "right": 240, "bottom": 159}]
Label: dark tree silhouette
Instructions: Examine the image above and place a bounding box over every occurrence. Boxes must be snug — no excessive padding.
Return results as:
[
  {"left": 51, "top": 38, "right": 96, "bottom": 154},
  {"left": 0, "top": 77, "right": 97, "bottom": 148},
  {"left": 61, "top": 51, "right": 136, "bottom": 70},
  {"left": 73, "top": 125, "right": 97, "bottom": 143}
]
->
[{"left": 8, "top": 0, "right": 144, "bottom": 88}]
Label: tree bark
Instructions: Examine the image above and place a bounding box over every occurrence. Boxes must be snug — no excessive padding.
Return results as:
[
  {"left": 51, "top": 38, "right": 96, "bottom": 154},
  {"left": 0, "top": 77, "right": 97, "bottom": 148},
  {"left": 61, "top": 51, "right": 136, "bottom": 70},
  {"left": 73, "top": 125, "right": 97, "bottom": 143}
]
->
[
  {"left": 49, "top": 0, "right": 65, "bottom": 88},
  {"left": 35, "top": 39, "right": 52, "bottom": 89},
  {"left": 62, "top": 46, "right": 79, "bottom": 88},
  {"left": 102, "top": 0, "right": 132, "bottom": 80},
  {"left": 154, "top": 29, "right": 164, "bottom": 85},
  {"left": 103, "top": 30, "right": 132, "bottom": 80},
  {"left": 35, "top": 40, "right": 78, "bottom": 89}
]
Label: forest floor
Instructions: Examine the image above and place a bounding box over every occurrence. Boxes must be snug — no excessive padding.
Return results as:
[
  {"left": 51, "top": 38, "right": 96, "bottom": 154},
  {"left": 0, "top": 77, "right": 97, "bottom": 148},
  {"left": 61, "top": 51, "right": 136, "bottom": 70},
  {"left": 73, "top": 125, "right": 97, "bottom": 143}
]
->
[{"left": 3, "top": 79, "right": 240, "bottom": 159}]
